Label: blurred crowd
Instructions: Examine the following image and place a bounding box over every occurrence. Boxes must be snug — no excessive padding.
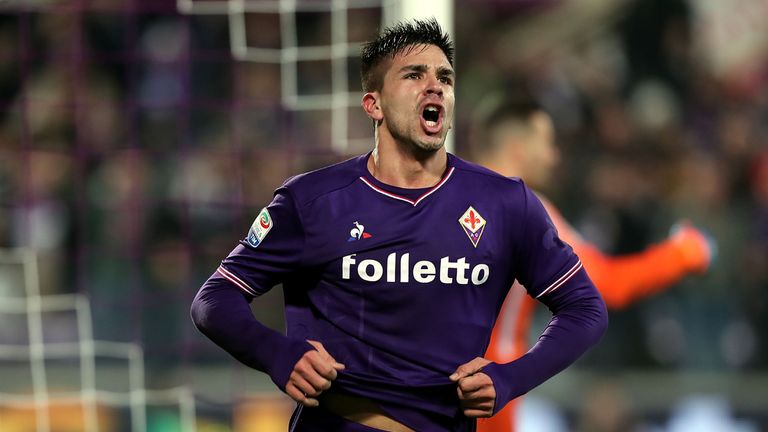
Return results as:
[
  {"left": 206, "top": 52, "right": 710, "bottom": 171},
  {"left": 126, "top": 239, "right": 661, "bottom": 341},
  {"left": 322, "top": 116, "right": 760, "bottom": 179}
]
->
[
  {"left": 0, "top": 0, "right": 767, "bottom": 429},
  {"left": 0, "top": 1, "right": 334, "bottom": 367},
  {"left": 454, "top": 0, "right": 768, "bottom": 374}
]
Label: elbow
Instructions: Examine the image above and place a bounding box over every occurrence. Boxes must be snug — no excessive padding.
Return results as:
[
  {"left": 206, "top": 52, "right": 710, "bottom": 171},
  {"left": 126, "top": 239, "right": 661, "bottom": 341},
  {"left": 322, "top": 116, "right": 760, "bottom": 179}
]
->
[
  {"left": 190, "top": 274, "right": 233, "bottom": 334},
  {"left": 573, "top": 288, "right": 609, "bottom": 345},
  {"left": 593, "top": 296, "right": 609, "bottom": 342},
  {"left": 599, "top": 302, "right": 609, "bottom": 335},
  {"left": 190, "top": 291, "right": 211, "bottom": 334},
  {"left": 577, "top": 277, "right": 609, "bottom": 343}
]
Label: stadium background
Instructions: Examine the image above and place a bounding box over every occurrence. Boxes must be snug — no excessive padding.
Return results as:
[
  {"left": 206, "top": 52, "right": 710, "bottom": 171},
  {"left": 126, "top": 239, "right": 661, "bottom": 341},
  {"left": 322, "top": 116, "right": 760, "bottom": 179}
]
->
[{"left": 1, "top": 0, "right": 768, "bottom": 430}]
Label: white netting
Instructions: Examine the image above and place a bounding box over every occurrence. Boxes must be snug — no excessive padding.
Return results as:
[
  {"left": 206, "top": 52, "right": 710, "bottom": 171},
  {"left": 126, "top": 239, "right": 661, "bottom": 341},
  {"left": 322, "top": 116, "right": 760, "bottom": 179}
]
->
[
  {"left": 177, "top": 0, "right": 400, "bottom": 153},
  {"left": 0, "top": 249, "right": 197, "bottom": 432},
  {"left": 178, "top": 0, "right": 394, "bottom": 153}
]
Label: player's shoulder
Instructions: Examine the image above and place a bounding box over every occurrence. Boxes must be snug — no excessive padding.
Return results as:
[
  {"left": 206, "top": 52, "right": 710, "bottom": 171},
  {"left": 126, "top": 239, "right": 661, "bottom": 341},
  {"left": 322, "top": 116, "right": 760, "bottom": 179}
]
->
[
  {"left": 450, "top": 154, "right": 535, "bottom": 214},
  {"left": 281, "top": 154, "right": 367, "bottom": 205},
  {"left": 450, "top": 154, "right": 526, "bottom": 191}
]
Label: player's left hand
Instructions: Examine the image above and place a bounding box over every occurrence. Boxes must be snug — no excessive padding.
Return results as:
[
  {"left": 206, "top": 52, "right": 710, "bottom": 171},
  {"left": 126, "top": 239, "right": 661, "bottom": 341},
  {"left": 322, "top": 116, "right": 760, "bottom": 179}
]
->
[
  {"left": 449, "top": 357, "right": 496, "bottom": 418},
  {"left": 669, "top": 220, "right": 717, "bottom": 272}
]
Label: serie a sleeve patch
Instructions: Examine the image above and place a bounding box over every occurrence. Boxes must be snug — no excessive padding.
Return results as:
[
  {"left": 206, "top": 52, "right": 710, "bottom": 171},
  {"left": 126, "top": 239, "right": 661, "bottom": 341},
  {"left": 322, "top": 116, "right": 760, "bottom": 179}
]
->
[{"left": 246, "top": 207, "right": 273, "bottom": 248}]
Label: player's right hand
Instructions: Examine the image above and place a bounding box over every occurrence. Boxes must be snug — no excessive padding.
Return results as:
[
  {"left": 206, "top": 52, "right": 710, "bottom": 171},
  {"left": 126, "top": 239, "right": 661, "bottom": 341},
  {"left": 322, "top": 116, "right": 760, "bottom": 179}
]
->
[{"left": 285, "top": 340, "right": 345, "bottom": 407}]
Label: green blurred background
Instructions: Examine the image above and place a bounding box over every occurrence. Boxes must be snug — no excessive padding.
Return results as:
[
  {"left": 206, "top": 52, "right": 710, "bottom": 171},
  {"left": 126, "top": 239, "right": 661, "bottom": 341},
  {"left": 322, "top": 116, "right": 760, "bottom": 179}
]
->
[{"left": 1, "top": 0, "right": 767, "bottom": 430}]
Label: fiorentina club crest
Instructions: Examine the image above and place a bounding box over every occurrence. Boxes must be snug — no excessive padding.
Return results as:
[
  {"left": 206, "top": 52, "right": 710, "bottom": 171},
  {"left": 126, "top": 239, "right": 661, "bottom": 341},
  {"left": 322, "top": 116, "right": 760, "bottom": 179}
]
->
[{"left": 459, "top": 206, "right": 486, "bottom": 248}]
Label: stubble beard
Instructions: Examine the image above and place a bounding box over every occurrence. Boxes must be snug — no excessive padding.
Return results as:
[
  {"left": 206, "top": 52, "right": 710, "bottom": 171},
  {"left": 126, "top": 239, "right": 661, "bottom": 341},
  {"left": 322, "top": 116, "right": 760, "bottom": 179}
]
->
[{"left": 388, "top": 119, "right": 446, "bottom": 156}]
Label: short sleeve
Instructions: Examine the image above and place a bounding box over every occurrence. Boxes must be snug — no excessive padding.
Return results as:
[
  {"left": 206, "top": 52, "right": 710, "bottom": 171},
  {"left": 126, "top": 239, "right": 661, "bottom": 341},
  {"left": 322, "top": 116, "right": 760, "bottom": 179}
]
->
[
  {"left": 217, "top": 187, "right": 306, "bottom": 297},
  {"left": 514, "top": 184, "right": 582, "bottom": 299}
]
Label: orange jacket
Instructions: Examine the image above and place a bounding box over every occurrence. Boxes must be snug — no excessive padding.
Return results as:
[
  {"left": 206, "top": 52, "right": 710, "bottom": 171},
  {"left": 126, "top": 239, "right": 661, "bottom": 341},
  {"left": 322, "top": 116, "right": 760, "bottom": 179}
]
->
[{"left": 478, "top": 197, "right": 711, "bottom": 432}]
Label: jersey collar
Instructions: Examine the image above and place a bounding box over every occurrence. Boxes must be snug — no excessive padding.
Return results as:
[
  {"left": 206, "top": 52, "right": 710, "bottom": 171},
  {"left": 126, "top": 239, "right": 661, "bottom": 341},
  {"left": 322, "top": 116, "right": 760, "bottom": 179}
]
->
[{"left": 358, "top": 152, "right": 456, "bottom": 206}]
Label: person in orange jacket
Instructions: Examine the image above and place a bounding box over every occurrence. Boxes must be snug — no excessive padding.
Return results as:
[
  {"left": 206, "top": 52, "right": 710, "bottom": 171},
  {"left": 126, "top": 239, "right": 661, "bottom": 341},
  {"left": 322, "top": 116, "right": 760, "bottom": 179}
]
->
[{"left": 470, "top": 92, "right": 714, "bottom": 432}]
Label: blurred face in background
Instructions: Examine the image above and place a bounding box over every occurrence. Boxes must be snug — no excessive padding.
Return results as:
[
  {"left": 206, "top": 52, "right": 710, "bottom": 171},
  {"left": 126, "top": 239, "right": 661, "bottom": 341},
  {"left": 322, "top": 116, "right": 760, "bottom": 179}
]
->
[{"left": 501, "top": 111, "right": 560, "bottom": 189}]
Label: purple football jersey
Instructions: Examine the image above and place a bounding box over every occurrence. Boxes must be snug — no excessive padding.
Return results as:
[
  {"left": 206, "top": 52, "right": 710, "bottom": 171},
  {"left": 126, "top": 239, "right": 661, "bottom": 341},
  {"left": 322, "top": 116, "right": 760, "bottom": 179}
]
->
[{"left": 212, "top": 153, "right": 590, "bottom": 425}]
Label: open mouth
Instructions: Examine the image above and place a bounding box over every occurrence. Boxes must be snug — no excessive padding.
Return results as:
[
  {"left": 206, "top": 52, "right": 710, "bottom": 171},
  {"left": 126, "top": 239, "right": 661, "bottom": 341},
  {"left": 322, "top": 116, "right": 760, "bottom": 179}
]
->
[{"left": 420, "top": 104, "right": 443, "bottom": 134}]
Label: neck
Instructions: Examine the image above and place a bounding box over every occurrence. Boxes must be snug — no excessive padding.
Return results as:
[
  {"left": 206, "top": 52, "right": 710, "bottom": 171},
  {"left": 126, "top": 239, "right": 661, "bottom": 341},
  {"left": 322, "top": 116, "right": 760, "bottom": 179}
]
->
[
  {"left": 368, "top": 136, "right": 448, "bottom": 189},
  {"left": 478, "top": 151, "right": 520, "bottom": 179}
]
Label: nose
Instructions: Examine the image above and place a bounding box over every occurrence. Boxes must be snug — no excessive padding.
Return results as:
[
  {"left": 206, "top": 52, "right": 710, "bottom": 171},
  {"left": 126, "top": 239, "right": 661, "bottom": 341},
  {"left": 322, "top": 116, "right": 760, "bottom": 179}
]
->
[{"left": 424, "top": 75, "right": 443, "bottom": 97}]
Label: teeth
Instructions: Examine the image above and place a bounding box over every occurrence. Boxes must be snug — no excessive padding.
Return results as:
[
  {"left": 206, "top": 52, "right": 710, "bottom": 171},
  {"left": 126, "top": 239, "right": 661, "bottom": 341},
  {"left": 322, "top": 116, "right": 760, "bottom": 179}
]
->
[
  {"left": 425, "top": 107, "right": 438, "bottom": 112},
  {"left": 426, "top": 121, "right": 437, "bottom": 127}
]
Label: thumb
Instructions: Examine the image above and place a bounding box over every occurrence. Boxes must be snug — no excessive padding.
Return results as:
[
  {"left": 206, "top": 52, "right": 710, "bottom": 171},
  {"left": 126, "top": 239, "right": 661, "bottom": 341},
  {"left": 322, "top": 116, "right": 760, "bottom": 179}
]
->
[
  {"left": 450, "top": 357, "right": 491, "bottom": 382},
  {"left": 307, "top": 340, "right": 345, "bottom": 370}
]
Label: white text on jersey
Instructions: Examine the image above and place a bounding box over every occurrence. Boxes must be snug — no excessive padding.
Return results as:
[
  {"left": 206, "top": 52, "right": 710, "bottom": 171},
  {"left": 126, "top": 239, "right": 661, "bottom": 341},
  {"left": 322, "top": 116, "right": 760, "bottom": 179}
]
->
[{"left": 341, "top": 253, "right": 490, "bottom": 285}]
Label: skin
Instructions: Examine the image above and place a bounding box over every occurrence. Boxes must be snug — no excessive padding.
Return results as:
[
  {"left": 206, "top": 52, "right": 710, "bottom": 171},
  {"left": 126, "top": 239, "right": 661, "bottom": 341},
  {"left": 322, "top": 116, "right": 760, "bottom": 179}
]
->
[
  {"left": 450, "top": 357, "right": 496, "bottom": 418},
  {"left": 286, "top": 43, "right": 497, "bottom": 418},
  {"left": 478, "top": 111, "right": 560, "bottom": 189},
  {"left": 285, "top": 340, "right": 345, "bottom": 407},
  {"left": 362, "top": 44, "right": 456, "bottom": 188}
]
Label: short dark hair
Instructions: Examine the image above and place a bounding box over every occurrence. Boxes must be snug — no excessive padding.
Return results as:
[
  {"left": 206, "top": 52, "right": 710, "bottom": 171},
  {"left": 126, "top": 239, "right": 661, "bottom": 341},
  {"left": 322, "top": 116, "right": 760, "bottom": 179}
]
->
[
  {"left": 360, "top": 18, "right": 454, "bottom": 92},
  {"left": 471, "top": 88, "right": 543, "bottom": 156}
]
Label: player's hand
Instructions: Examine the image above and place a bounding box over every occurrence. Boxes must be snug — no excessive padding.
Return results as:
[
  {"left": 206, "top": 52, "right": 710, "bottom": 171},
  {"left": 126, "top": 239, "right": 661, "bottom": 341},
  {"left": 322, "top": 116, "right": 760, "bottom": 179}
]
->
[
  {"left": 449, "top": 357, "right": 496, "bottom": 418},
  {"left": 285, "top": 340, "right": 345, "bottom": 407},
  {"left": 669, "top": 220, "right": 717, "bottom": 272}
]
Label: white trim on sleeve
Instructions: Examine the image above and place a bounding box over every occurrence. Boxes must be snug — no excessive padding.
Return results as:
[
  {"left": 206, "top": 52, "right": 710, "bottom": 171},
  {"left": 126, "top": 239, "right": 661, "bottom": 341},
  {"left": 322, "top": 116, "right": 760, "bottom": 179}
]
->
[
  {"left": 535, "top": 261, "right": 582, "bottom": 299},
  {"left": 217, "top": 265, "right": 259, "bottom": 297}
]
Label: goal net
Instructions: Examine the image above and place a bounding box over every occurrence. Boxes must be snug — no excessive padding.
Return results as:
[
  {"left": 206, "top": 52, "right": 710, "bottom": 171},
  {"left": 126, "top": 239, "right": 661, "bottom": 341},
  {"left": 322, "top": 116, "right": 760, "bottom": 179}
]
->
[{"left": 177, "top": 0, "right": 453, "bottom": 153}]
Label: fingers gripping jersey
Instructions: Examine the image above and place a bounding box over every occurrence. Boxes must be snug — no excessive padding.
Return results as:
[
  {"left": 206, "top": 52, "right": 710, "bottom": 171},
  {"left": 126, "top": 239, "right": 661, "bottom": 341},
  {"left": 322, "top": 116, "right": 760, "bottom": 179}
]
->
[
  {"left": 480, "top": 197, "right": 706, "bottom": 432},
  {"left": 215, "top": 153, "right": 588, "bottom": 427}
]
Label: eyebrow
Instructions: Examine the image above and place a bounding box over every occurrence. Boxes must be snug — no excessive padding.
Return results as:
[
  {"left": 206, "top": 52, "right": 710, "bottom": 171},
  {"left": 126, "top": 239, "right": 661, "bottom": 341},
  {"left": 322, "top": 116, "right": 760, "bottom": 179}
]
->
[{"left": 399, "top": 64, "right": 455, "bottom": 79}]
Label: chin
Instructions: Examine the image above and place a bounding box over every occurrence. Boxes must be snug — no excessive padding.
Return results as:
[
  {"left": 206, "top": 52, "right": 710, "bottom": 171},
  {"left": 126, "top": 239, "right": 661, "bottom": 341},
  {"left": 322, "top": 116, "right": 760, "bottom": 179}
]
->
[
  {"left": 413, "top": 141, "right": 444, "bottom": 153},
  {"left": 392, "top": 127, "right": 446, "bottom": 153},
  {"left": 415, "top": 134, "right": 446, "bottom": 151},
  {"left": 422, "top": 139, "right": 445, "bottom": 149}
]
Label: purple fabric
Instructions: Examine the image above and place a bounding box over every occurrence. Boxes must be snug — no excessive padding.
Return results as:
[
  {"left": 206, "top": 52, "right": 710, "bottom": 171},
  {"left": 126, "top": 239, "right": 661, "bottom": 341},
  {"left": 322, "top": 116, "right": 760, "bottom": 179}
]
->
[
  {"left": 191, "top": 152, "right": 607, "bottom": 429},
  {"left": 190, "top": 273, "right": 314, "bottom": 390},
  {"left": 289, "top": 404, "right": 391, "bottom": 432},
  {"left": 482, "top": 268, "right": 608, "bottom": 414}
]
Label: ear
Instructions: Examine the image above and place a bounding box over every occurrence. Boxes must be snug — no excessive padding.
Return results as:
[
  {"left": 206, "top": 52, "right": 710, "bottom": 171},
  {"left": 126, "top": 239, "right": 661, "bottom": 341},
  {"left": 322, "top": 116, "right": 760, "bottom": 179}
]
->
[{"left": 361, "top": 92, "right": 384, "bottom": 122}]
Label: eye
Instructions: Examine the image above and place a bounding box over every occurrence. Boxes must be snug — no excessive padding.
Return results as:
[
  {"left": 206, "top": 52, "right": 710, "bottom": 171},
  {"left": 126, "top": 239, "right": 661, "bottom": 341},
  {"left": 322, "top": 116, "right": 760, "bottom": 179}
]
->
[
  {"left": 404, "top": 72, "right": 420, "bottom": 79},
  {"left": 439, "top": 76, "right": 453, "bottom": 85}
]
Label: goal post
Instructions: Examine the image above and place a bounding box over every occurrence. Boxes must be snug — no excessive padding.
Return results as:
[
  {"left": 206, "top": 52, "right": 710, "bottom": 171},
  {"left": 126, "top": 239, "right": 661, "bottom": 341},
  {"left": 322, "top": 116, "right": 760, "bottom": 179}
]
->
[
  {"left": 388, "top": 0, "right": 454, "bottom": 152},
  {"left": 178, "top": 0, "right": 455, "bottom": 153}
]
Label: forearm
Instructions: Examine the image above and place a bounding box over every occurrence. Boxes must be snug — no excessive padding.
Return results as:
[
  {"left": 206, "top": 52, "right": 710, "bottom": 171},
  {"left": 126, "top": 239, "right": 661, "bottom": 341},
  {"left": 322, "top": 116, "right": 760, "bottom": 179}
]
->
[
  {"left": 190, "top": 272, "right": 313, "bottom": 390},
  {"left": 543, "top": 196, "right": 710, "bottom": 309},
  {"left": 576, "top": 232, "right": 707, "bottom": 309},
  {"left": 482, "top": 270, "right": 608, "bottom": 413}
]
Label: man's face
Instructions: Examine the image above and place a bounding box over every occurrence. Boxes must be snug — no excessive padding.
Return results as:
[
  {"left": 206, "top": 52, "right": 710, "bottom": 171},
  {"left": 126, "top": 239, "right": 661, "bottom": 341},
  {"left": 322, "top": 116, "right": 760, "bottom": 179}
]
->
[
  {"left": 373, "top": 44, "right": 455, "bottom": 152},
  {"left": 519, "top": 112, "right": 560, "bottom": 188}
]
